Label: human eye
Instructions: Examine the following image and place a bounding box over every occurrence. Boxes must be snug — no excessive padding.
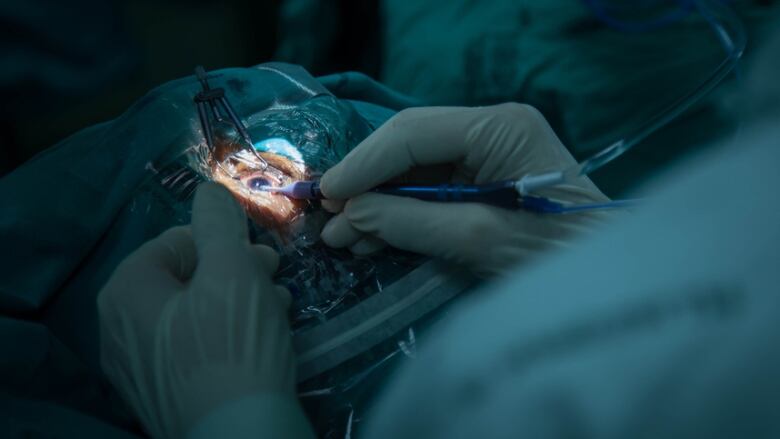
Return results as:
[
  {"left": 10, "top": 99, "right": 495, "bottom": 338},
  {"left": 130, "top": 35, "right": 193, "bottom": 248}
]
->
[{"left": 211, "top": 141, "right": 308, "bottom": 228}]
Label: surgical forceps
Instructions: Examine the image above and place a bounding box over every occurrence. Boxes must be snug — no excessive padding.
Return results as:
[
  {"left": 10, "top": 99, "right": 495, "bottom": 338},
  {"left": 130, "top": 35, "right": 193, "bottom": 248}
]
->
[{"left": 193, "top": 65, "right": 271, "bottom": 172}]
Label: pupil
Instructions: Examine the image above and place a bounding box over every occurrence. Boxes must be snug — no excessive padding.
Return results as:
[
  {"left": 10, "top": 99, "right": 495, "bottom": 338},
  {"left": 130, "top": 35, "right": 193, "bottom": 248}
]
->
[{"left": 247, "top": 177, "right": 271, "bottom": 191}]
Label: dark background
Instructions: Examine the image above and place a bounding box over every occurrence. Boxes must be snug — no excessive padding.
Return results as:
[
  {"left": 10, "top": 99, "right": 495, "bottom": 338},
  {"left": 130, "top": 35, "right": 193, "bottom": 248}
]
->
[{"left": 0, "top": 0, "right": 380, "bottom": 176}]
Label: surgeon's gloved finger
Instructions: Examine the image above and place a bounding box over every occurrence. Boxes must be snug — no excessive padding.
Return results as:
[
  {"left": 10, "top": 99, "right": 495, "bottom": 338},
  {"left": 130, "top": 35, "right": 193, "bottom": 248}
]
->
[
  {"left": 98, "top": 225, "right": 196, "bottom": 324},
  {"left": 321, "top": 164, "right": 452, "bottom": 214},
  {"left": 392, "top": 163, "right": 458, "bottom": 185},
  {"left": 349, "top": 235, "right": 387, "bottom": 256},
  {"left": 320, "top": 106, "right": 479, "bottom": 199},
  {"left": 275, "top": 285, "right": 293, "bottom": 309},
  {"left": 191, "top": 182, "right": 251, "bottom": 270},
  {"left": 321, "top": 212, "right": 363, "bottom": 248},
  {"left": 321, "top": 199, "right": 345, "bottom": 213},
  {"left": 343, "top": 193, "right": 507, "bottom": 269},
  {"left": 251, "top": 244, "right": 280, "bottom": 274},
  {"left": 124, "top": 225, "right": 197, "bottom": 282},
  {"left": 153, "top": 226, "right": 198, "bottom": 281}
]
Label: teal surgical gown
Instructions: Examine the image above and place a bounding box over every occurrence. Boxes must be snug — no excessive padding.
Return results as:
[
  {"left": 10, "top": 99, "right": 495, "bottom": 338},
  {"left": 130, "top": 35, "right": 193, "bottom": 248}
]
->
[{"left": 363, "top": 115, "right": 780, "bottom": 439}]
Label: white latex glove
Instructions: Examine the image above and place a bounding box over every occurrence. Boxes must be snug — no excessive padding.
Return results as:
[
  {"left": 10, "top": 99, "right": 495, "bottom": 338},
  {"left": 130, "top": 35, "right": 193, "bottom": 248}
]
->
[
  {"left": 98, "top": 182, "right": 314, "bottom": 439},
  {"left": 319, "top": 104, "right": 611, "bottom": 276}
]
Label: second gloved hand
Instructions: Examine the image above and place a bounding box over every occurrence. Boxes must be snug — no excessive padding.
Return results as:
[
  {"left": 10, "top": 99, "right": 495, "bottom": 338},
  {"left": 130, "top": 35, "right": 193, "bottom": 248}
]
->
[
  {"left": 98, "top": 183, "right": 313, "bottom": 439},
  {"left": 319, "top": 104, "right": 611, "bottom": 277}
]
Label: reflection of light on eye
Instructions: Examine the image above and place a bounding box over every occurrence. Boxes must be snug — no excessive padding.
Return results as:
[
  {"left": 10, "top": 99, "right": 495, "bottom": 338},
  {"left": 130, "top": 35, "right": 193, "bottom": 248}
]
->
[
  {"left": 210, "top": 138, "right": 309, "bottom": 229},
  {"left": 246, "top": 176, "right": 270, "bottom": 191},
  {"left": 254, "top": 137, "right": 304, "bottom": 163}
]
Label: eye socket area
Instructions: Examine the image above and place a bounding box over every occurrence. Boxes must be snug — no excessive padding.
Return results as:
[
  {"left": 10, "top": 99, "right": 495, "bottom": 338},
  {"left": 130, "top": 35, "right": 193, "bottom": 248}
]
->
[
  {"left": 208, "top": 135, "right": 311, "bottom": 228},
  {"left": 211, "top": 148, "right": 310, "bottom": 229}
]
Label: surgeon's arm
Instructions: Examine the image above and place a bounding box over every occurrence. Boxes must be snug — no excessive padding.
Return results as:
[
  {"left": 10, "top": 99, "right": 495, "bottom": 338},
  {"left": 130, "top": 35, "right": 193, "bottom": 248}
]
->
[{"left": 319, "top": 104, "right": 611, "bottom": 277}]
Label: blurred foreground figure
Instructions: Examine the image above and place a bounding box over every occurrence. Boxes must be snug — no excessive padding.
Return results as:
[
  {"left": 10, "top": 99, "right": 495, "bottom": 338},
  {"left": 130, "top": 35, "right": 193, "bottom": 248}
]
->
[
  {"left": 364, "top": 117, "right": 780, "bottom": 439},
  {"left": 362, "top": 33, "right": 780, "bottom": 438}
]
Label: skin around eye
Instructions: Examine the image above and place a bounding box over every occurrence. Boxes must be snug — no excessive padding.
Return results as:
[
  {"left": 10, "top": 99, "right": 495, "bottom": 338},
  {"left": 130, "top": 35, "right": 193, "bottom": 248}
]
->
[{"left": 211, "top": 138, "right": 309, "bottom": 230}]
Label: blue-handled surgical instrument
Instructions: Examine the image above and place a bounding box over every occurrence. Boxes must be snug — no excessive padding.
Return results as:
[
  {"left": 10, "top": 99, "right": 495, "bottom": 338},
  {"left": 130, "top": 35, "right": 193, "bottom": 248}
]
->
[{"left": 259, "top": 180, "right": 637, "bottom": 214}]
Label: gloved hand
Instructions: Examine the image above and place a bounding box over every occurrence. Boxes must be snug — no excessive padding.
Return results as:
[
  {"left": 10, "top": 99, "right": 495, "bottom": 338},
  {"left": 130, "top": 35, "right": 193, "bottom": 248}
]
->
[
  {"left": 98, "top": 183, "right": 314, "bottom": 439},
  {"left": 319, "top": 104, "right": 611, "bottom": 277}
]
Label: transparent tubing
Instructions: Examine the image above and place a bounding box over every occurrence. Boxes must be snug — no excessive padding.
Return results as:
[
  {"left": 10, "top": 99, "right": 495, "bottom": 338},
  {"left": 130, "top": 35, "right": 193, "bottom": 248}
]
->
[
  {"left": 576, "top": 0, "right": 746, "bottom": 176},
  {"left": 518, "top": 0, "right": 747, "bottom": 195}
]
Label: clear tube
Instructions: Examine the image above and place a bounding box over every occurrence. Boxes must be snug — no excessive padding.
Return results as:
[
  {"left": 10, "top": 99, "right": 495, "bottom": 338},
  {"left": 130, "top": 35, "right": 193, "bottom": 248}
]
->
[
  {"left": 556, "top": 198, "right": 642, "bottom": 213},
  {"left": 573, "top": 0, "right": 747, "bottom": 177}
]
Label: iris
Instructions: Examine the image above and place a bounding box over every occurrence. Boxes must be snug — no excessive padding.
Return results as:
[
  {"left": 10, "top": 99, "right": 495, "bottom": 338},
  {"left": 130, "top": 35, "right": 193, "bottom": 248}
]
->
[{"left": 247, "top": 176, "right": 271, "bottom": 191}]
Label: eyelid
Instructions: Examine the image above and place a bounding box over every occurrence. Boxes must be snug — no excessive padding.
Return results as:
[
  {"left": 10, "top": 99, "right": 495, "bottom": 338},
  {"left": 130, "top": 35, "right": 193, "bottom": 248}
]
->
[
  {"left": 240, "top": 168, "right": 287, "bottom": 186},
  {"left": 229, "top": 152, "right": 262, "bottom": 170},
  {"left": 226, "top": 151, "right": 290, "bottom": 185},
  {"left": 263, "top": 165, "right": 288, "bottom": 184}
]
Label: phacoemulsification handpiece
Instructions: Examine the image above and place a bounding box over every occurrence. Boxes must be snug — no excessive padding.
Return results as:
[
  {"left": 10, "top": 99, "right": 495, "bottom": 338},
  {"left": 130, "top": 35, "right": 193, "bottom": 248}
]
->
[
  {"left": 262, "top": 180, "right": 522, "bottom": 209},
  {"left": 260, "top": 180, "right": 639, "bottom": 214}
]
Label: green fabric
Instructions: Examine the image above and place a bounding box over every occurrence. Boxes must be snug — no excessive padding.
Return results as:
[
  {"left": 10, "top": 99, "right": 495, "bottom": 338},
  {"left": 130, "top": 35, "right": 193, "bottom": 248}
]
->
[
  {"left": 0, "top": 317, "right": 140, "bottom": 437},
  {"left": 0, "top": 396, "right": 140, "bottom": 438},
  {"left": 380, "top": 0, "right": 780, "bottom": 194},
  {"left": 0, "top": 63, "right": 394, "bottom": 316}
]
